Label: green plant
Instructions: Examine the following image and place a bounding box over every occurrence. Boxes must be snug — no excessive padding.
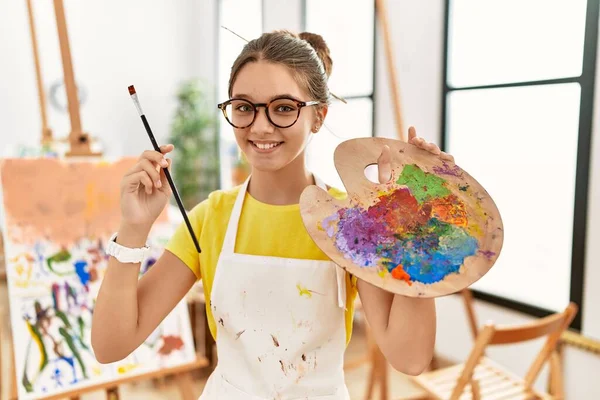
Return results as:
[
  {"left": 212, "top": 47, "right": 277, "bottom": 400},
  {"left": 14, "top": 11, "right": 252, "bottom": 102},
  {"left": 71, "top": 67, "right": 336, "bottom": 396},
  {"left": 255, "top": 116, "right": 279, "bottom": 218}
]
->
[{"left": 168, "top": 79, "right": 220, "bottom": 210}]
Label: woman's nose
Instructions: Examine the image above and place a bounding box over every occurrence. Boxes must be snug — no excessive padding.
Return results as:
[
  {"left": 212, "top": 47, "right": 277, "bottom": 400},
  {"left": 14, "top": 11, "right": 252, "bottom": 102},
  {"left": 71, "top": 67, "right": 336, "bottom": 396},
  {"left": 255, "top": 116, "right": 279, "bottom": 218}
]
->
[{"left": 250, "top": 107, "right": 274, "bottom": 134}]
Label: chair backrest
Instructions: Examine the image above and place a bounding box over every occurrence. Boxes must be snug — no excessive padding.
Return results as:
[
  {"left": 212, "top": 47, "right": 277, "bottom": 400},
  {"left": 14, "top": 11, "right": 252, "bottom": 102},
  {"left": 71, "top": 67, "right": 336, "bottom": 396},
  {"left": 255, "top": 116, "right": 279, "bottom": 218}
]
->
[{"left": 450, "top": 302, "right": 578, "bottom": 398}]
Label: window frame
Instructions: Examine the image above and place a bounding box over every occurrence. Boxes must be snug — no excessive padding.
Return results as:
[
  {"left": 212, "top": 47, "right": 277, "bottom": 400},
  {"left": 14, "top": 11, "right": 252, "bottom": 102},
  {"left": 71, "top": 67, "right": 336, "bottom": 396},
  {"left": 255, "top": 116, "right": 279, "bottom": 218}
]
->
[{"left": 440, "top": 0, "right": 600, "bottom": 330}]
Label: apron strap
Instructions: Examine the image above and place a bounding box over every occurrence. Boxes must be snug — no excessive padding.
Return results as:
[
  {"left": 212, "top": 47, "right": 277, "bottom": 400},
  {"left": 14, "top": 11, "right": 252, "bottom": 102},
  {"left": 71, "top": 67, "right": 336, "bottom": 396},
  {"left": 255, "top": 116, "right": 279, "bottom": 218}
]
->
[
  {"left": 335, "top": 265, "right": 347, "bottom": 310},
  {"left": 221, "top": 176, "right": 251, "bottom": 255},
  {"left": 313, "top": 174, "right": 326, "bottom": 190}
]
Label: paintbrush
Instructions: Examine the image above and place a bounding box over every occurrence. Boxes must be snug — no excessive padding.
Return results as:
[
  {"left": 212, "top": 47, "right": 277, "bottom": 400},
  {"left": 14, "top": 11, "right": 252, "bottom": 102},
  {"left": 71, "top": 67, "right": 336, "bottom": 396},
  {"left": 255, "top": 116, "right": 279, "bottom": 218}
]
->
[{"left": 128, "top": 85, "right": 201, "bottom": 253}]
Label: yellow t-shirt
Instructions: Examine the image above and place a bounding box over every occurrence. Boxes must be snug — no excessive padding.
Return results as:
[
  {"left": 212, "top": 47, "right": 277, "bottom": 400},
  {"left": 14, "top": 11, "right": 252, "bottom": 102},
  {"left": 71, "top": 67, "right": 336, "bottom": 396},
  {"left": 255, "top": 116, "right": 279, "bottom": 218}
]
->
[{"left": 165, "top": 185, "right": 359, "bottom": 345}]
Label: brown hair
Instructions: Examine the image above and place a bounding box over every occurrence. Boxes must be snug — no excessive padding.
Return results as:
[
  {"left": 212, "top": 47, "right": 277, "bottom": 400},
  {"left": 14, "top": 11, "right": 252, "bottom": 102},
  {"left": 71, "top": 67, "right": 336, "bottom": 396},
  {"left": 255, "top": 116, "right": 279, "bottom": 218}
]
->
[{"left": 227, "top": 30, "right": 333, "bottom": 106}]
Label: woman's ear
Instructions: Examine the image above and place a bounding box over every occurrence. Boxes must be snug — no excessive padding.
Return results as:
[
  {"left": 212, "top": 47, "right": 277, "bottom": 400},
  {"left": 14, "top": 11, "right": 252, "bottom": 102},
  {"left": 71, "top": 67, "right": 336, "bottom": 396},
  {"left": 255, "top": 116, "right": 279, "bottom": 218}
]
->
[
  {"left": 313, "top": 105, "right": 328, "bottom": 133},
  {"left": 318, "top": 105, "right": 328, "bottom": 123}
]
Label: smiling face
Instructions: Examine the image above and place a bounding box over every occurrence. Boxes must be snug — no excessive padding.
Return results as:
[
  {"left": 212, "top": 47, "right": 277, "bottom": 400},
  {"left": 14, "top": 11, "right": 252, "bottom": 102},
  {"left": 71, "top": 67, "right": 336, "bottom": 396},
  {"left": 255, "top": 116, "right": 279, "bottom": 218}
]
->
[{"left": 230, "top": 60, "right": 326, "bottom": 173}]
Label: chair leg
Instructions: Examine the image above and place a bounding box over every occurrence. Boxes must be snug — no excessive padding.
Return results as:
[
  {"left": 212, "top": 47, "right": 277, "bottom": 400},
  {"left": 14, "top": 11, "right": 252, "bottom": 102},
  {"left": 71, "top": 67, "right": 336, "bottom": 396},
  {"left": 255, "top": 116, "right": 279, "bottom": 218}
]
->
[{"left": 548, "top": 346, "right": 564, "bottom": 400}]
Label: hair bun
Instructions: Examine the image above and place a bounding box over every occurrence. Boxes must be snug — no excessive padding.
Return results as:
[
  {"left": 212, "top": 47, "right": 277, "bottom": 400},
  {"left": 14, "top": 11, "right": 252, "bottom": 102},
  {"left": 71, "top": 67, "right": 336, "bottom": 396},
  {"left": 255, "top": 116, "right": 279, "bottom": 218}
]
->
[{"left": 298, "top": 32, "right": 332, "bottom": 77}]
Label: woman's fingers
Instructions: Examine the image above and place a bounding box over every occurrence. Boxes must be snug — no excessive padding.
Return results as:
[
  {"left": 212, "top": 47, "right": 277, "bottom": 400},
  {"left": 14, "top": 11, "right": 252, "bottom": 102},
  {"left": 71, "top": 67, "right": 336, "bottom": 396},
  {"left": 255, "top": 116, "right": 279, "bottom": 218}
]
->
[
  {"left": 377, "top": 145, "right": 392, "bottom": 183},
  {"left": 124, "top": 171, "right": 154, "bottom": 194}
]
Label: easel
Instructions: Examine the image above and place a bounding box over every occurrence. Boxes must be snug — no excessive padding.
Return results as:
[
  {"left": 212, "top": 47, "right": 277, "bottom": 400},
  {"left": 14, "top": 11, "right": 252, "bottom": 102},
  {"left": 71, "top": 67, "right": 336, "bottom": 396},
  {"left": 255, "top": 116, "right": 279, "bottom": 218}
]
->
[
  {"left": 0, "top": 1, "right": 209, "bottom": 398},
  {"left": 51, "top": 0, "right": 100, "bottom": 157},
  {"left": 27, "top": 0, "right": 100, "bottom": 155}
]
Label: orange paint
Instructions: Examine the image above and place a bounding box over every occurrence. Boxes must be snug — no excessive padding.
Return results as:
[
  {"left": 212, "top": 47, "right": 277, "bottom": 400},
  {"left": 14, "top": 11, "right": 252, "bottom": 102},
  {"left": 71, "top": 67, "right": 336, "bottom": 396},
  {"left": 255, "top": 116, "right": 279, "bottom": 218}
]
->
[
  {"left": 0, "top": 158, "right": 169, "bottom": 247},
  {"left": 158, "top": 335, "right": 184, "bottom": 355},
  {"left": 391, "top": 264, "right": 412, "bottom": 285},
  {"left": 429, "top": 195, "right": 468, "bottom": 227}
]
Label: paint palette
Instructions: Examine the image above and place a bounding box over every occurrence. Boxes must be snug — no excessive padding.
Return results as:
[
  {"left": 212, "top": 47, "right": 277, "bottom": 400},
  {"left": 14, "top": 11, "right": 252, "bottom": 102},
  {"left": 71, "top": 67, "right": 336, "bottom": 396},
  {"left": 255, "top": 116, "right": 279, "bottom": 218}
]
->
[{"left": 300, "top": 137, "right": 503, "bottom": 298}]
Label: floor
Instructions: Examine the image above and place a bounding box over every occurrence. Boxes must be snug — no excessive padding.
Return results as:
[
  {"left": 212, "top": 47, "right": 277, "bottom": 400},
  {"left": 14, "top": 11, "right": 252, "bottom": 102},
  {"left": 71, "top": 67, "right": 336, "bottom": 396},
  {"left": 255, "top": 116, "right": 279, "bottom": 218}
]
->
[{"left": 0, "top": 279, "right": 428, "bottom": 399}]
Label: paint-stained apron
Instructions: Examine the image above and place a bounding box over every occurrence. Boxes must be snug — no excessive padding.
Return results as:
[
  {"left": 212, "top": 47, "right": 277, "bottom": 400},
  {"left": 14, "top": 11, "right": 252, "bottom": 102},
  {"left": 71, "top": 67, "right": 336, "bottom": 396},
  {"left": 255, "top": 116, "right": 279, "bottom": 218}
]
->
[{"left": 199, "top": 175, "right": 350, "bottom": 400}]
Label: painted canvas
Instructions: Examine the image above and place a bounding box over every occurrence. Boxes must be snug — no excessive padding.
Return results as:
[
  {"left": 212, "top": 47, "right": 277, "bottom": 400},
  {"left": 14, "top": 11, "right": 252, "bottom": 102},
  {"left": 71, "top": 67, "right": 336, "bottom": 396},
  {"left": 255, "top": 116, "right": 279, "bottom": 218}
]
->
[
  {"left": 300, "top": 137, "right": 503, "bottom": 298},
  {"left": 0, "top": 157, "right": 196, "bottom": 399}
]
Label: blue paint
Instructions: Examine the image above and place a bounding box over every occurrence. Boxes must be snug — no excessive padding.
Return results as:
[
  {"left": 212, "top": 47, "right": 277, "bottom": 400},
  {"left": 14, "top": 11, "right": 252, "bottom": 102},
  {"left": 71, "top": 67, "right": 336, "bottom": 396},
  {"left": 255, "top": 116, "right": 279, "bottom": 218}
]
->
[
  {"left": 377, "top": 219, "right": 478, "bottom": 284},
  {"left": 74, "top": 260, "right": 89, "bottom": 286}
]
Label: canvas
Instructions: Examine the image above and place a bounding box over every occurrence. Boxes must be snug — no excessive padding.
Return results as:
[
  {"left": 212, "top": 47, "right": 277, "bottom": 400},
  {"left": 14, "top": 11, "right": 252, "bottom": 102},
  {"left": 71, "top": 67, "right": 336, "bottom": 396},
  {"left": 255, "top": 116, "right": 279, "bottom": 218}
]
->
[{"left": 0, "top": 157, "right": 196, "bottom": 399}]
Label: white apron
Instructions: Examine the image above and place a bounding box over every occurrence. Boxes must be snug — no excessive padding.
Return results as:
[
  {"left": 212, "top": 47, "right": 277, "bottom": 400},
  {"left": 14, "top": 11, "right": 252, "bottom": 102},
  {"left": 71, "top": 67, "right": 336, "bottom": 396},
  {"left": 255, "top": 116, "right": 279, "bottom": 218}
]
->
[{"left": 199, "top": 175, "right": 350, "bottom": 400}]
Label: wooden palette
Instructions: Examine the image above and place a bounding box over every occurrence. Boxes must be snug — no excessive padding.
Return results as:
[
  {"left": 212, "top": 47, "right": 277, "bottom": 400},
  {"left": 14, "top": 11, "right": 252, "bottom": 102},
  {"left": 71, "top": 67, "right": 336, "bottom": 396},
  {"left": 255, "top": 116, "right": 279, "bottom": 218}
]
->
[{"left": 300, "top": 137, "right": 504, "bottom": 298}]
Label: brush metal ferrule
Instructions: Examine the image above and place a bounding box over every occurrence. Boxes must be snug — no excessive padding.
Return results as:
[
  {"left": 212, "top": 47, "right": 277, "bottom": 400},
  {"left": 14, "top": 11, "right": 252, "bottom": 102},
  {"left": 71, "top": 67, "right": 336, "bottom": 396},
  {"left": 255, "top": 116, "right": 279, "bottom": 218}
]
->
[{"left": 130, "top": 93, "right": 144, "bottom": 116}]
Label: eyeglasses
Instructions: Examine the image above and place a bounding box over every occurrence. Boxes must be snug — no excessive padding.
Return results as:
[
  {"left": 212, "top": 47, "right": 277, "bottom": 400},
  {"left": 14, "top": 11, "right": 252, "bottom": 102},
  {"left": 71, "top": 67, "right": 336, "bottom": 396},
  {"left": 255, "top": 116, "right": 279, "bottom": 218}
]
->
[{"left": 217, "top": 97, "right": 320, "bottom": 129}]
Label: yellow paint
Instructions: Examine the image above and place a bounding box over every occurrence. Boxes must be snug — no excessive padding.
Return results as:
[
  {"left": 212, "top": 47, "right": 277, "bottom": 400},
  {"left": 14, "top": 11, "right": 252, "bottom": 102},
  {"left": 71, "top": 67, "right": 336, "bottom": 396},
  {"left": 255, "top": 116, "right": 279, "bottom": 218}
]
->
[
  {"left": 317, "top": 221, "right": 324, "bottom": 231},
  {"left": 25, "top": 320, "right": 46, "bottom": 371},
  {"left": 117, "top": 363, "right": 139, "bottom": 374},
  {"left": 297, "top": 284, "right": 312, "bottom": 298},
  {"left": 467, "top": 223, "right": 483, "bottom": 237},
  {"left": 92, "top": 366, "right": 103, "bottom": 376},
  {"left": 11, "top": 253, "right": 34, "bottom": 288},
  {"left": 378, "top": 269, "right": 388, "bottom": 278}
]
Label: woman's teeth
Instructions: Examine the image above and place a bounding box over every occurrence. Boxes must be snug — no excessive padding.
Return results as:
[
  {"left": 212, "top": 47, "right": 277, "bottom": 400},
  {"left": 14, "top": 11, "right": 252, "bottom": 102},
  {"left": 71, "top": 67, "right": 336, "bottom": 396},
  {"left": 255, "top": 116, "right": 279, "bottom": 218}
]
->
[{"left": 253, "top": 142, "right": 281, "bottom": 150}]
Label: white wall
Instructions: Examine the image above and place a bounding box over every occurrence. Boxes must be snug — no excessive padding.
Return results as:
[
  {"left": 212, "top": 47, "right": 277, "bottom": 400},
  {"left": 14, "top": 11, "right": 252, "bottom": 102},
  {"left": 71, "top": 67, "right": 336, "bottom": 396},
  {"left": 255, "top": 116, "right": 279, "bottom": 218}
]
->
[
  {"left": 263, "top": 0, "right": 303, "bottom": 33},
  {"left": 0, "top": 0, "right": 217, "bottom": 158}
]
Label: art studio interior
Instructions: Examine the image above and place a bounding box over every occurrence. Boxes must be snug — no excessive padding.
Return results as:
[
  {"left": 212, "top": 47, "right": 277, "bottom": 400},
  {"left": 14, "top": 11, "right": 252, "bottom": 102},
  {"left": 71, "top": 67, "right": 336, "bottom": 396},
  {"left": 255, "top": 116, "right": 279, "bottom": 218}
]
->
[{"left": 1, "top": 0, "right": 599, "bottom": 399}]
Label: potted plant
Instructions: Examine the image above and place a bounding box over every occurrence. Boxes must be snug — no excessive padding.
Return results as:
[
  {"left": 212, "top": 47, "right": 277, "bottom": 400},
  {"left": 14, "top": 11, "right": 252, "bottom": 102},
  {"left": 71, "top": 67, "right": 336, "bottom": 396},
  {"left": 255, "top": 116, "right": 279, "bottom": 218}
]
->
[{"left": 168, "top": 79, "right": 220, "bottom": 210}]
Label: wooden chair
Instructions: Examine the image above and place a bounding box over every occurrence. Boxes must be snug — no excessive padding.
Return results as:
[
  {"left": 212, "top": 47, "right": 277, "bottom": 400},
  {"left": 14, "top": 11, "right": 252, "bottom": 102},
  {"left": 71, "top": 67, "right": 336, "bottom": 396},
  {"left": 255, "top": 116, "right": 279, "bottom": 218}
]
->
[
  {"left": 457, "top": 289, "right": 567, "bottom": 398},
  {"left": 410, "top": 302, "right": 578, "bottom": 400}
]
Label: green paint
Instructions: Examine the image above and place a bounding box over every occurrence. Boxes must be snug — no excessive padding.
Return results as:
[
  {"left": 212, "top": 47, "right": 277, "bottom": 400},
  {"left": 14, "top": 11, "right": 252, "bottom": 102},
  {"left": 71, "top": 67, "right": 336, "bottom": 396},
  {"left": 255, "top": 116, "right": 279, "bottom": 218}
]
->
[
  {"left": 22, "top": 373, "right": 33, "bottom": 393},
  {"left": 59, "top": 327, "right": 88, "bottom": 379},
  {"left": 46, "top": 249, "right": 72, "bottom": 276},
  {"left": 396, "top": 164, "right": 451, "bottom": 203},
  {"left": 55, "top": 310, "right": 72, "bottom": 329},
  {"left": 77, "top": 316, "right": 88, "bottom": 348},
  {"left": 22, "top": 341, "right": 34, "bottom": 392}
]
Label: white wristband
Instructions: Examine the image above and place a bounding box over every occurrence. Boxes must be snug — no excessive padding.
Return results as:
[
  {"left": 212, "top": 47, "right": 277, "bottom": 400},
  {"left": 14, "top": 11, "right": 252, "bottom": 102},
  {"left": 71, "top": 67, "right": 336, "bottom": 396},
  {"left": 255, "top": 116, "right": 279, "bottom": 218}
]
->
[{"left": 106, "top": 232, "right": 150, "bottom": 264}]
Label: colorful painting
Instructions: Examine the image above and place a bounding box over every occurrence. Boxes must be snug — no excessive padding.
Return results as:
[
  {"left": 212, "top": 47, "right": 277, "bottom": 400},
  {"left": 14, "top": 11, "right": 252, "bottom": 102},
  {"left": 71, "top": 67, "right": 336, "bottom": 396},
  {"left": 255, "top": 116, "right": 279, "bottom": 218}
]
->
[
  {"left": 0, "top": 158, "right": 196, "bottom": 399},
  {"left": 300, "top": 137, "right": 503, "bottom": 297}
]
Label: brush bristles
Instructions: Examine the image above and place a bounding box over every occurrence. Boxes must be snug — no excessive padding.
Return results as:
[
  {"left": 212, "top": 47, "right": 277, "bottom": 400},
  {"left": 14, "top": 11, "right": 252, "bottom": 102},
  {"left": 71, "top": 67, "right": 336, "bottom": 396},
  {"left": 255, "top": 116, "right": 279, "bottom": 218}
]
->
[{"left": 128, "top": 85, "right": 136, "bottom": 95}]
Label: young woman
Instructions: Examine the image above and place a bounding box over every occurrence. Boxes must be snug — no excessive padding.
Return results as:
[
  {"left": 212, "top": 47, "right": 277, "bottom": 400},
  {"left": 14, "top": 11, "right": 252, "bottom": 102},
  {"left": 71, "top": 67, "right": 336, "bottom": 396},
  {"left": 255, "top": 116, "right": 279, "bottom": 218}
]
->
[{"left": 92, "top": 30, "right": 453, "bottom": 399}]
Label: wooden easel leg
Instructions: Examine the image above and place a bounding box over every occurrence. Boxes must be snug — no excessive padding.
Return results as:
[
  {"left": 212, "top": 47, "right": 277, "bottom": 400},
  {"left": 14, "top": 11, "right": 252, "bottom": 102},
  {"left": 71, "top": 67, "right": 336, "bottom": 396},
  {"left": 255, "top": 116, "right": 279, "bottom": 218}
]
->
[
  {"left": 377, "top": 348, "right": 389, "bottom": 400},
  {"left": 365, "top": 352, "right": 378, "bottom": 399},
  {"left": 176, "top": 372, "right": 196, "bottom": 400},
  {"left": 10, "top": 341, "right": 18, "bottom": 400},
  {"left": 106, "top": 386, "right": 120, "bottom": 400}
]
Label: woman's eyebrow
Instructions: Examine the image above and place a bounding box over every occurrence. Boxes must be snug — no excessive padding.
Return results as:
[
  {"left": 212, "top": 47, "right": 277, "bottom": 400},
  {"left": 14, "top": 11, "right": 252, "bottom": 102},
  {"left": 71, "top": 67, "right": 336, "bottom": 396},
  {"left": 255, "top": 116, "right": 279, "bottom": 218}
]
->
[
  {"left": 231, "top": 93, "right": 254, "bottom": 101},
  {"left": 231, "top": 93, "right": 302, "bottom": 102},
  {"left": 270, "top": 94, "right": 301, "bottom": 101}
]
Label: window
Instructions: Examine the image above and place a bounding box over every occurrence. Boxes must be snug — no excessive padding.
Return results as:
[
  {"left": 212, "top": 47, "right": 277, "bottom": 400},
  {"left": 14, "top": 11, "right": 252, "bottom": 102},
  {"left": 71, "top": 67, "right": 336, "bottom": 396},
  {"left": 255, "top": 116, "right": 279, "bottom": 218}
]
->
[
  {"left": 442, "top": 0, "right": 598, "bottom": 329},
  {"left": 217, "top": 0, "right": 263, "bottom": 189},
  {"left": 304, "top": 0, "right": 376, "bottom": 190}
]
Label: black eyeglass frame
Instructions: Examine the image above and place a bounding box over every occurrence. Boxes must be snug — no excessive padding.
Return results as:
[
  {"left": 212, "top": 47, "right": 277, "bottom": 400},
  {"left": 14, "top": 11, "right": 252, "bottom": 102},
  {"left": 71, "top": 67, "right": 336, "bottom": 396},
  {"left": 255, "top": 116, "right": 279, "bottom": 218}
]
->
[{"left": 217, "top": 97, "right": 320, "bottom": 129}]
